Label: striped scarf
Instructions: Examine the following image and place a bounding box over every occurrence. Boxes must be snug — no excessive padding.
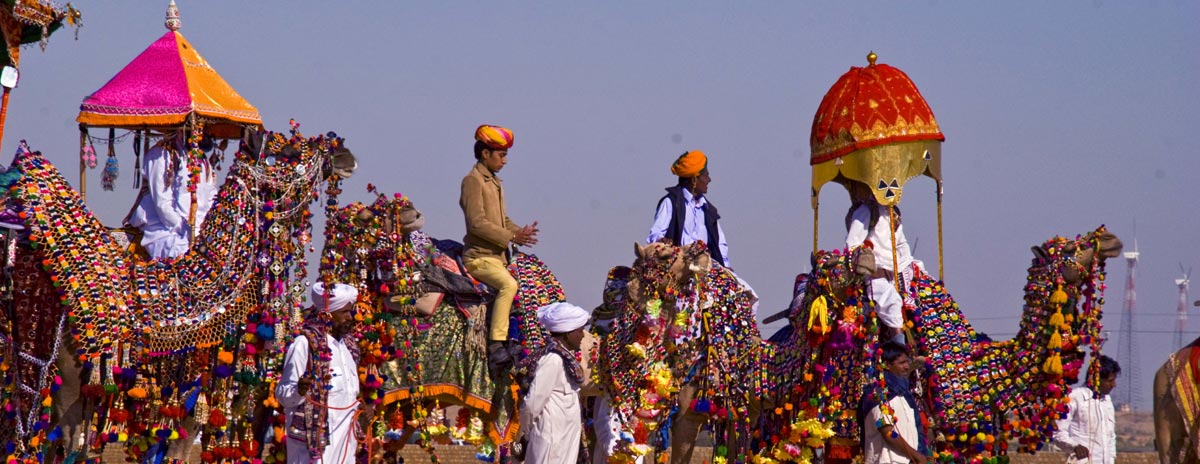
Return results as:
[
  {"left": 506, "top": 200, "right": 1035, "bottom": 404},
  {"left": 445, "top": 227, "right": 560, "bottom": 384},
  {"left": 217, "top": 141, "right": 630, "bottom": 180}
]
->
[{"left": 517, "top": 337, "right": 585, "bottom": 390}]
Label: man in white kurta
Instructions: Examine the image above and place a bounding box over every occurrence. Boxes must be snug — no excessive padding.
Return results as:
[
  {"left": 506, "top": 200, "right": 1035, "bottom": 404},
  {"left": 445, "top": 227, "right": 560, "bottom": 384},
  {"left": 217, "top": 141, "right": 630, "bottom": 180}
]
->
[
  {"left": 276, "top": 283, "right": 361, "bottom": 464},
  {"left": 128, "top": 135, "right": 218, "bottom": 259},
  {"left": 1053, "top": 356, "right": 1120, "bottom": 464},
  {"left": 521, "top": 302, "right": 590, "bottom": 464},
  {"left": 845, "top": 199, "right": 925, "bottom": 342}
]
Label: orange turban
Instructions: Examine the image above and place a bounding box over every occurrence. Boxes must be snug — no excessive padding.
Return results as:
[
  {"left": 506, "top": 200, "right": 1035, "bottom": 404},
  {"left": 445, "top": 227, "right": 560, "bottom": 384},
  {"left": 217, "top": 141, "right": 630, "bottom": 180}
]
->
[
  {"left": 475, "top": 125, "right": 514, "bottom": 150},
  {"left": 670, "top": 150, "right": 707, "bottom": 177}
]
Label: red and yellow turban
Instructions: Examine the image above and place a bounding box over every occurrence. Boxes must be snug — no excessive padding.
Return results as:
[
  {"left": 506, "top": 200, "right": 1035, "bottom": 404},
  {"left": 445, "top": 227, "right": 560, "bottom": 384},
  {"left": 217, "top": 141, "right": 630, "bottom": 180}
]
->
[
  {"left": 475, "top": 125, "right": 515, "bottom": 150},
  {"left": 671, "top": 150, "right": 707, "bottom": 177}
]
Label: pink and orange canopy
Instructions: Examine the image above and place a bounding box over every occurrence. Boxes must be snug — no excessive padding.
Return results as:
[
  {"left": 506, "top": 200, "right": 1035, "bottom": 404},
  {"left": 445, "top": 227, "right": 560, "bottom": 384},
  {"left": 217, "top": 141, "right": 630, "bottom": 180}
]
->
[{"left": 77, "top": 18, "right": 260, "bottom": 137}]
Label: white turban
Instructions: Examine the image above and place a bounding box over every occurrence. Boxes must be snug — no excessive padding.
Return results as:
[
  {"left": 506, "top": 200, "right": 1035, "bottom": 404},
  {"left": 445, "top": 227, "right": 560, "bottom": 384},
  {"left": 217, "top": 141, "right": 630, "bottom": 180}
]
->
[
  {"left": 311, "top": 282, "right": 359, "bottom": 313},
  {"left": 537, "top": 302, "right": 590, "bottom": 334}
]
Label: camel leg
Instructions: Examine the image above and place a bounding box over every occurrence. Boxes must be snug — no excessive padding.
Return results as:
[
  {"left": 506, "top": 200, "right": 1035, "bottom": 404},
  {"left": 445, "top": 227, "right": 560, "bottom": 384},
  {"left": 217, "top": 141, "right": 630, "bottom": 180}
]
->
[
  {"left": 53, "top": 338, "right": 88, "bottom": 461},
  {"left": 671, "top": 384, "right": 704, "bottom": 464}
]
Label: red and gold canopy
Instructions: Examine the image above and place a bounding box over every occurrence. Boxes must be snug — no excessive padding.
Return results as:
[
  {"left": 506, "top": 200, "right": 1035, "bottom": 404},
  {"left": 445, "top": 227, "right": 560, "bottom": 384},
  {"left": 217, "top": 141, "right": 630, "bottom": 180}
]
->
[{"left": 810, "top": 52, "right": 944, "bottom": 206}]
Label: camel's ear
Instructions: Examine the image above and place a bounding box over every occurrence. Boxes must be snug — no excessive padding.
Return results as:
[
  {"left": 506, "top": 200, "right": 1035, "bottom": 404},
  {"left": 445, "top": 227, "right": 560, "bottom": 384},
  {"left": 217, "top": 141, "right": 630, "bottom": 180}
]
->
[
  {"left": 1031, "top": 246, "right": 1050, "bottom": 262},
  {"left": 634, "top": 242, "right": 646, "bottom": 260},
  {"left": 810, "top": 252, "right": 820, "bottom": 270}
]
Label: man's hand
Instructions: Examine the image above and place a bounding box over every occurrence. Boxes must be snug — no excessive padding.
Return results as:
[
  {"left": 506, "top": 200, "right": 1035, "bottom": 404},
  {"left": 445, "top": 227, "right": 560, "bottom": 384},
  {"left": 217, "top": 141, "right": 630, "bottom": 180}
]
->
[
  {"left": 1072, "top": 445, "right": 1089, "bottom": 459},
  {"left": 910, "top": 454, "right": 928, "bottom": 464},
  {"left": 359, "top": 403, "right": 377, "bottom": 430},
  {"left": 297, "top": 378, "right": 314, "bottom": 396},
  {"left": 513, "top": 221, "right": 540, "bottom": 246}
]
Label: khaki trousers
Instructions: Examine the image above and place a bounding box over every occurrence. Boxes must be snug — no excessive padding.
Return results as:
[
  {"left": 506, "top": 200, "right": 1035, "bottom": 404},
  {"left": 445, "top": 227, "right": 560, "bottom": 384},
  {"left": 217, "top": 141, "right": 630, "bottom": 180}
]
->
[{"left": 465, "top": 256, "right": 519, "bottom": 341}]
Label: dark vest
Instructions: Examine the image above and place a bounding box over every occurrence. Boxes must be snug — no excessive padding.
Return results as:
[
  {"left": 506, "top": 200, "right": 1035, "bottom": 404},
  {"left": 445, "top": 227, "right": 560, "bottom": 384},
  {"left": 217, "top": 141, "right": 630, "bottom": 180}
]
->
[{"left": 658, "top": 186, "right": 725, "bottom": 267}]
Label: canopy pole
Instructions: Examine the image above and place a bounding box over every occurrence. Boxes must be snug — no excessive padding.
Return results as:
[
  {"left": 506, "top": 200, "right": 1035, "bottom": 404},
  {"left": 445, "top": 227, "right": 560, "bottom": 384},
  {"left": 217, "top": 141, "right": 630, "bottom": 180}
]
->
[
  {"left": 812, "top": 199, "right": 819, "bottom": 254},
  {"left": 78, "top": 125, "right": 88, "bottom": 200},
  {"left": 888, "top": 205, "right": 901, "bottom": 294},
  {"left": 0, "top": 87, "right": 11, "bottom": 154},
  {"left": 936, "top": 181, "right": 945, "bottom": 282},
  {"left": 187, "top": 115, "right": 199, "bottom": 244}
]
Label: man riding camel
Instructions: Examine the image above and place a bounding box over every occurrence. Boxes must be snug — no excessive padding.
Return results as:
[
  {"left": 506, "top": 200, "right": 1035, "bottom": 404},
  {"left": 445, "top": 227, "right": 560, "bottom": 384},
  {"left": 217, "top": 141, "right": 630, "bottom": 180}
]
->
[
  {"left": 844, "top": 181, "right": 925, "bottom": 344},
  {"left": 459, "top": 124, "right": 540, "bottom": 374},
  {"left": 646, "top": 150, "right": 758, "bottom": 315},
  {"left": 127, "top": 131, "right": 218, "bottom": 259}
]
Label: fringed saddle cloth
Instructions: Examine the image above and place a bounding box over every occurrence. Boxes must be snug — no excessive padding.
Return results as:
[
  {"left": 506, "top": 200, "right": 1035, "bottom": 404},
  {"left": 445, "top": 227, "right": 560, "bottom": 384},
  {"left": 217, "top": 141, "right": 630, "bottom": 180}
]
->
[{"left": 1167, "top": 347, "right": 1200, "bottom": 460}]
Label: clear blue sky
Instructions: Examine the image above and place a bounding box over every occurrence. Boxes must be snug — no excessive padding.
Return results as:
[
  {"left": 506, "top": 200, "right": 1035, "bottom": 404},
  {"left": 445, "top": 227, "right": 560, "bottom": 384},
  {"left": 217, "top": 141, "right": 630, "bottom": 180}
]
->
[{"left": 4, "top": 1, "right": 1197, "bottom": 411}]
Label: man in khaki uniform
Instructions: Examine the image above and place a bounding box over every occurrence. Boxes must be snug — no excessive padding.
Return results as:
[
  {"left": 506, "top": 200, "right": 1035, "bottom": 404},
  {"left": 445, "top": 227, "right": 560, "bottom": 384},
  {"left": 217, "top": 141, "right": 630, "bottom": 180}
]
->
[{"left": 460, "top": 124, "right": 540, "bottom": 374}]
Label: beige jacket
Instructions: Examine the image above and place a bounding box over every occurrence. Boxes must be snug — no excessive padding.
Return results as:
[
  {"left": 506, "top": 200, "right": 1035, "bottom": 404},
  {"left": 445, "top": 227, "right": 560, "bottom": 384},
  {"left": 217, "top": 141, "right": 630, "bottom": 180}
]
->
[{"left": 460, "top": 162, "right": 521, "bottom": 261}]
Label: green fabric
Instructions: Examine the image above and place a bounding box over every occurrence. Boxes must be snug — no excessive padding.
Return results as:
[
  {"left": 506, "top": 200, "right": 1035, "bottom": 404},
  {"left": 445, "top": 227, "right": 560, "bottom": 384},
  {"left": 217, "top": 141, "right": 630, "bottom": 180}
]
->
[{"left": 382, "top": 301, "right": 494, "bottom": 406}]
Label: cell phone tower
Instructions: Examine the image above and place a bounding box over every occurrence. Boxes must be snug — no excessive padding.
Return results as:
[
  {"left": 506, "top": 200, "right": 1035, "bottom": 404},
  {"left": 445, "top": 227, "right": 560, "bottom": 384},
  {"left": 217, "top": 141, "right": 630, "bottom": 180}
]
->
[
  {"left": 1176, "top": 265, "right": 1192, "bottom": 349},
  {"left": 1115, "top": 238, "right": 1139, "bottom": 411}
]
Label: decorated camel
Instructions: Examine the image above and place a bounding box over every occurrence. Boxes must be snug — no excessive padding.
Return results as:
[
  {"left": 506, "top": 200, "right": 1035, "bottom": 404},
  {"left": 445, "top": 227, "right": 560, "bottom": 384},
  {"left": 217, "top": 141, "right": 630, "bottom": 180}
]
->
[
  {"left": 767, "top": 226, "right": 1121, "bottom": 464},
  {"left": 594, "top": 240, "right": 766, "bottom": 464},
  {"left": 756, "top": 245, "right": 878, "bottom": 464},
  {"left": 0, "top": 126, "right": 356, "bottom": 462},
  {"left": 319, "top": 190, "right": 566, "bottom": 460},
  {"left": 1153, "top": 337, "right": 1200, "bottom": 464}
]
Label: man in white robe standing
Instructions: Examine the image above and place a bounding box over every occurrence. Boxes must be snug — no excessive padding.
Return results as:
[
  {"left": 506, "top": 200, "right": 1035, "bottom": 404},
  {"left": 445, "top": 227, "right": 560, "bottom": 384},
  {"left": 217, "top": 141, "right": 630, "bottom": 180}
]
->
[
  {"left": 520, "top": 302, "right": 590, "bottom": 464},
  {"left": 128, "top": 133, "right": 218, "bottom": 259},
  {"left": 277, "top": 283, "right": 361, "bottom": 464},
  {"left": 1053, "top": 355, "right": 1120, "bottom": 464}
]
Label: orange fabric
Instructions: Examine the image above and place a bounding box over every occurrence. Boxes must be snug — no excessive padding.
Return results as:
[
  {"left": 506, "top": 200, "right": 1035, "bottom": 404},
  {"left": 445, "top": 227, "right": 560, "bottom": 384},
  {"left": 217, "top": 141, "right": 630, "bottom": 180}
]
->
[
  {"left": 810, "top": 60, "right": 944, "bottom": 165},
  {"left": 175, "top": 33, "right": 261, "bottom": 125},
  {"left": 670, "top": 150, "right": 707, "bottom": 177}
]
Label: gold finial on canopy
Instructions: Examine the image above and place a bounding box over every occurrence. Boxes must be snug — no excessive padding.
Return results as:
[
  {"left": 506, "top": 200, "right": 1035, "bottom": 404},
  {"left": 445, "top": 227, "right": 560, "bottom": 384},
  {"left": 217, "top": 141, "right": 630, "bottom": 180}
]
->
[{"left": 867, "top": 51, "right": 877, "bottom": 66}]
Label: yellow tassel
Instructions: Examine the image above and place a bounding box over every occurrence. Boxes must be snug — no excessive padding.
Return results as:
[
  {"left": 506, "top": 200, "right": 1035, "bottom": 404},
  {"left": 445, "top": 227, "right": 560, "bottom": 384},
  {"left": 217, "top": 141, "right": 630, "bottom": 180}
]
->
[
  {"left": 1050, "top": 285, "right": 1068, "bottom": 305},
  {"left": 1048, "top": 331, "right": 1062, "bottom": 350},
  {"left": 808, "top": 296, "right": 830, "bottom": 335},
  {"left": 1049, "top": 310, "right": 1064, "bottom": 328},
  {"left": 1042, "top": 354, "right": 1062, "bottom": 376}
]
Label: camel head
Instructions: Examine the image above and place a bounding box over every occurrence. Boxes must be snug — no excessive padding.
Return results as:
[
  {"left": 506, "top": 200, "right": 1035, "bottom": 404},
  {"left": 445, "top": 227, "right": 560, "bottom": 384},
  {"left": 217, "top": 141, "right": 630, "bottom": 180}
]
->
[
  {"left": 236, "top": 126, "right": 359, "bottom": 184},
  {"left": 809, "top": 245, "right": 876, "bottom": 296},
  {"left": 632, "top": 241, "right": 712, "bottom": 296},
  {"left": 787, "top": 246, "right": 876, "bottom": 330},
  {"left": 1027, "top": 226, "right": 1121, "bottom": 381},
  {"left": 1030, "top": 226, "right": 1122, "bottom": 287},
  {"left": 398, "top": 202, "right": 424, "bottom": 235}
]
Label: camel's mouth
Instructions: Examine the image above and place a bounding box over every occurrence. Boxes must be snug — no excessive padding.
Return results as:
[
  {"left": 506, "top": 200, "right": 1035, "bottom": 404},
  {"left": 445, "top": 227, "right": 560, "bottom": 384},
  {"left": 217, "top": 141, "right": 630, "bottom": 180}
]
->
[{"left": 1099, "top": 242, "right": 1123, "bottom": 259}]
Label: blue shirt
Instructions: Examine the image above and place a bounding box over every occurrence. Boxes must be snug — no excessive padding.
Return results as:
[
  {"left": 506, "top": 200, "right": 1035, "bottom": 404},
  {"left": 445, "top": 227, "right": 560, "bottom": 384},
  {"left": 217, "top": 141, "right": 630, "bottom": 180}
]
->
[{"left": 646, "top": 188, "right": 730, "bottom": 267}]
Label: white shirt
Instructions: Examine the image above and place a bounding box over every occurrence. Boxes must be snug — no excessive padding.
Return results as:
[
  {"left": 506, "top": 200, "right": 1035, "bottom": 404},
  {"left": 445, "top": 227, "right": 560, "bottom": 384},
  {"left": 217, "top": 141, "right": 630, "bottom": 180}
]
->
[
  {"left": 276, "top": 334, "right": 361, "bottom": 464},
  {"left": 129, "top": 144, "right": 218, "bottom": 259},
  {"left": 520, "top": 353, "right": 582, "bottom": 464},
  {"left": 846, "top": 203, "right": 912, "bottom": 274},
  {"left": 647, "top": 188, "right": 731, "bottom": 268},
  {"left": 863, "top": 396, "right": 919, "bottom": 464},
  {"left": 1054, "top": 386, "right": 1116, "bottom": 464}
]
